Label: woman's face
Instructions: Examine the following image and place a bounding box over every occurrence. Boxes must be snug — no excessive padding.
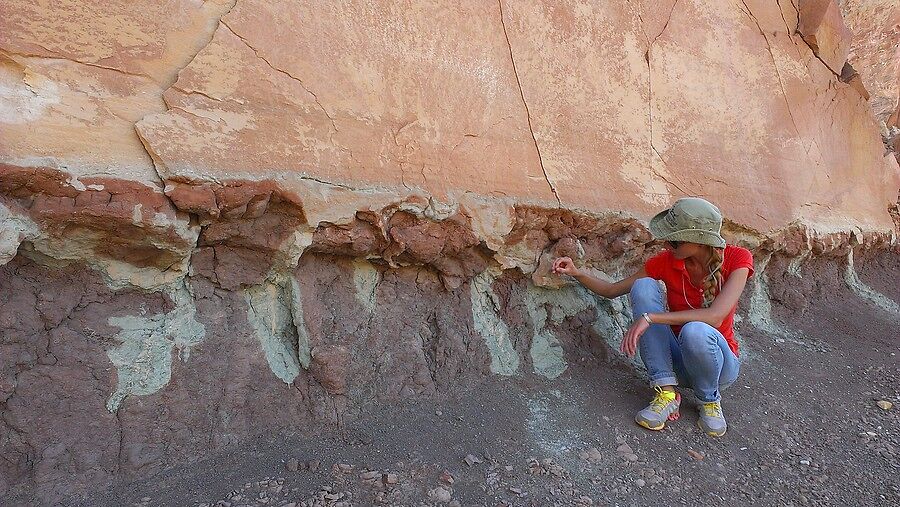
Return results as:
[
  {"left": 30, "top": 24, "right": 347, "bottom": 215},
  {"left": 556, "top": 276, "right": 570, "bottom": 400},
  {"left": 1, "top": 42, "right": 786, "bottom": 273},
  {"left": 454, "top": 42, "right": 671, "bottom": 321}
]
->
[{"left": 665, "top": 240, "right": 706, "bottom": 260}]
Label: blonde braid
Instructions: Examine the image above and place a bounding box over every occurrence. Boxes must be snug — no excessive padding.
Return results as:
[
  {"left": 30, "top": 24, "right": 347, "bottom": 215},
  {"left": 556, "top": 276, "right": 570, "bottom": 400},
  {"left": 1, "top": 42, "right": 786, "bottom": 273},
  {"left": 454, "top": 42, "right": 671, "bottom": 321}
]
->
[{"left": 701, "top": 246, "right": 724, "bottom": 308}]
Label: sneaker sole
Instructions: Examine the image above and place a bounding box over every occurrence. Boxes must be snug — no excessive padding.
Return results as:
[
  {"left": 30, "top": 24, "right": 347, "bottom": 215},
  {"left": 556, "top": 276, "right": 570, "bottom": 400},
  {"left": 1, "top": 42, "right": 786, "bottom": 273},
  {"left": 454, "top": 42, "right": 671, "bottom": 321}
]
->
[
  {"left": 636, "top": 419, "right": 665, "bottom": 431},
  {"left": 697, "top": 421, "right": 727, "bottom": 437}
]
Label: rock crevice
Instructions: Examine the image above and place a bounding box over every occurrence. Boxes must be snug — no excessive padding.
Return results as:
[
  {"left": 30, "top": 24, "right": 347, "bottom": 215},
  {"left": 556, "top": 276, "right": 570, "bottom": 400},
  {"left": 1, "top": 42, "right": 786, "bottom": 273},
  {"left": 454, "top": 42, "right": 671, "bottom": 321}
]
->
[
  {"left": 218, "top": 19, "right": 338, "bottom": 134},
  {"left": 497, "top": 0, "right": 561, "bottom": 208}
]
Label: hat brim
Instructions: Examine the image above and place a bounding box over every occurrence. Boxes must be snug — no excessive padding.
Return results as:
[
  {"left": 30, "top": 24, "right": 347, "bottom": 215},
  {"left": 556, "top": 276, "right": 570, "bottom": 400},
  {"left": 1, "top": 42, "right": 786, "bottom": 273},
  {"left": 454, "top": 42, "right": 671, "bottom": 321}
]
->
[
  {"left": 648, "top": 208, "right": 726, "bottom": 248},
  {"left": 648, "top": 208, "right": 676, "bottom": 239}
]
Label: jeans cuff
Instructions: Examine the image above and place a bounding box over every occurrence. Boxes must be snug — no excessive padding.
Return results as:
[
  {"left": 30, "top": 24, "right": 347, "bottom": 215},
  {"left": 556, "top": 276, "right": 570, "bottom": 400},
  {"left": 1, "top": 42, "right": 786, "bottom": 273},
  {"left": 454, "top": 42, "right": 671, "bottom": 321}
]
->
[{"left": 650, "top": 375, "right": 678, "bottom": 387}]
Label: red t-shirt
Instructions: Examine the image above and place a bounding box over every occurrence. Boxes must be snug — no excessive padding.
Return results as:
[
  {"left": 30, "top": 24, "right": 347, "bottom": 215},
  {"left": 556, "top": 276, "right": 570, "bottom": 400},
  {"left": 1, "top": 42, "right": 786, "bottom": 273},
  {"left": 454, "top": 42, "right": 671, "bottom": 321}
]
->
[{"left": 643, "top": 245, "right": 754, "bottom": 356}]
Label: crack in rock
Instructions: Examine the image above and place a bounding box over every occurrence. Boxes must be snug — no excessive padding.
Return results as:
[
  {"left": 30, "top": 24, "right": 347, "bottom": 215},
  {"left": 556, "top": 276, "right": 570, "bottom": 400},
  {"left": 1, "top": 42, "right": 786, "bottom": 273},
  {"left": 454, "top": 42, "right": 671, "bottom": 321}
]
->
[
  {"left": 497, "top": 0, "right": 561, "bottom": 208},
  {"left": 0, "top": 45, "right": 156, "bottom": 82},
  {"left": 636, "top": 0, "right": 690, "bottom": 197},
  {"left": 738, "top": 0, "right": 825, "bottom": 163},
  {"left": 219, "top": 19, "right": 338, "bottom": 134},
  {"left": 161, "top": 0, "right": 239, "bottom": 89}
]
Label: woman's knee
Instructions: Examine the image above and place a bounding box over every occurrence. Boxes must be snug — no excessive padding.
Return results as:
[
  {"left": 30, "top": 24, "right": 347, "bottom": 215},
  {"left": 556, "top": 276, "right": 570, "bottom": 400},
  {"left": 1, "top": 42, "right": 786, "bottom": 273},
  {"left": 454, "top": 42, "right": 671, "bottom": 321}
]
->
[{"left": 678, "top": 321, "right": 717, "bottom": 353}]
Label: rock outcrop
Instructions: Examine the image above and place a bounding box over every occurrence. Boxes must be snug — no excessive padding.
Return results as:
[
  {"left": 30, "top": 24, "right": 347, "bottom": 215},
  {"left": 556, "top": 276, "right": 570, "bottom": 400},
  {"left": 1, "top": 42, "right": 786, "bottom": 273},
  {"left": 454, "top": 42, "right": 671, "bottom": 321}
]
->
[
  {"left": 840, "top": 0, "right": 899, "bottom": 126},
  {"left": 1, "top": 0, "right": 899, "bottom": 504}
]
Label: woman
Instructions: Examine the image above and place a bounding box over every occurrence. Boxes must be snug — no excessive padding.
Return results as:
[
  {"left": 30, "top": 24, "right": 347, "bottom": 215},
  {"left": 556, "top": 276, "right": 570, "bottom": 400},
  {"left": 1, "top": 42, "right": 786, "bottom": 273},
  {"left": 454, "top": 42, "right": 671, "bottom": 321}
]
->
[{"left": 551, "top": 198, "right": 754, "bottom": 437}]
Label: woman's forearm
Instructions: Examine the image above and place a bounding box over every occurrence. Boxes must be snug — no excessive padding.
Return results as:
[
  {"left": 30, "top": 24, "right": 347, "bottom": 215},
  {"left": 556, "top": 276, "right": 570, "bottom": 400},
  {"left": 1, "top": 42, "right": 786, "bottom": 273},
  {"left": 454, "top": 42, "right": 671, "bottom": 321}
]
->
[
  {"left": 645, "top": 308, "right": 726, "bottom": 328},
  {"left": 644, "top": 271, "right": 749, "bottom": 328},
  {"left": 573, "top": 272, "right": 614, "bottom": 298}
]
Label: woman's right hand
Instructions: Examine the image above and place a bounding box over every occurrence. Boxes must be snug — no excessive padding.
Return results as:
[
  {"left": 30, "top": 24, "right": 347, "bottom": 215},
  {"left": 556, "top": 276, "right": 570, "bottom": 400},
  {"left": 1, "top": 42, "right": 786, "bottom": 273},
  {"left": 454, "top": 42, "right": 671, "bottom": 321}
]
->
[{"left": 551, "top": 257, "right": 580, "bottom": 277}]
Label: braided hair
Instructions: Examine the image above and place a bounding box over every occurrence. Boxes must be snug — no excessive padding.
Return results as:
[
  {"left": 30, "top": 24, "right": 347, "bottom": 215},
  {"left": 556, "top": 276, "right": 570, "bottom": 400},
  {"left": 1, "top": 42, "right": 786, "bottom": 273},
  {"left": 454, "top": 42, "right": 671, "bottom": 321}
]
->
[{"left": 701, "top": 246, "right": 724, "bottom": 308}]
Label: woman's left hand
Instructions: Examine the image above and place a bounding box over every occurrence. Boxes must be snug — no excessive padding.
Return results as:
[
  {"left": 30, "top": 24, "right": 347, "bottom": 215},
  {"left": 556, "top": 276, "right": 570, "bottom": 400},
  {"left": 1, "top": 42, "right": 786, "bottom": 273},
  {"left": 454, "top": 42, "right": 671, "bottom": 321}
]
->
[{"left": 620, "top": 317, "right": 650, "bottom": 357}]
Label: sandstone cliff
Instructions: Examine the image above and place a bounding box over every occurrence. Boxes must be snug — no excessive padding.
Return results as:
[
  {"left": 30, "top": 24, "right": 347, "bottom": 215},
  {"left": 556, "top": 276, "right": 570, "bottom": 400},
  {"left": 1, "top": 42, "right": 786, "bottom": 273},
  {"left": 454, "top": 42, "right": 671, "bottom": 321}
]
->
[{"left": 1, "top": 0, "right": 899, "bottom": 503}]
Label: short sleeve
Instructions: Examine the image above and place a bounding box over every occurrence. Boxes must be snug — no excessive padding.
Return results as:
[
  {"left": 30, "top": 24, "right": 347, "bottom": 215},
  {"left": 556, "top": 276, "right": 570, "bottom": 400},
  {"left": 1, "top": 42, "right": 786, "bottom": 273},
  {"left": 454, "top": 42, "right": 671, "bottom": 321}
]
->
[
  {"left": 725, "top": 246, "right": 755, "bottom": 279},
  {"left": 644, "top": 250, "right": 671, "bottom": 280}
]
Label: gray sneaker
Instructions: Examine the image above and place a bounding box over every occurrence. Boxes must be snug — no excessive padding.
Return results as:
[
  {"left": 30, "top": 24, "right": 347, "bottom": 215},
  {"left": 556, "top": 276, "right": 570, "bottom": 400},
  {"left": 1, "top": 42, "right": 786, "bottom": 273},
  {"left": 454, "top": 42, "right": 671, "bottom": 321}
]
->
[
  {"left": 698, "top": 401, "right": 727, "bottom": 436},
  {"left": 635, "top": 388, "right": 680, "bottom": 431}
]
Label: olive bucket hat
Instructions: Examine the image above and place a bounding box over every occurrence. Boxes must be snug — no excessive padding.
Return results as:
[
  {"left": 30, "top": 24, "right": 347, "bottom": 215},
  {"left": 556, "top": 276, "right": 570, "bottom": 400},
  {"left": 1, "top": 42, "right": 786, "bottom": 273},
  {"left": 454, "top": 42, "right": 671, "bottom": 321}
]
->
[{"left": 648, "top": 197, "right": 726, "bottom": 248}]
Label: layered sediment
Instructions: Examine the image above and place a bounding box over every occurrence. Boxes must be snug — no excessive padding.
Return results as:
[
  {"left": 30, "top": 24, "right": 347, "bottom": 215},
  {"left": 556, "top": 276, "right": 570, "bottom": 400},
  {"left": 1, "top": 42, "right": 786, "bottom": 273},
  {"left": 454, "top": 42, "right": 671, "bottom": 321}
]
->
[{"left": 1, "top": 0, "right": 899, "bottom": 503}]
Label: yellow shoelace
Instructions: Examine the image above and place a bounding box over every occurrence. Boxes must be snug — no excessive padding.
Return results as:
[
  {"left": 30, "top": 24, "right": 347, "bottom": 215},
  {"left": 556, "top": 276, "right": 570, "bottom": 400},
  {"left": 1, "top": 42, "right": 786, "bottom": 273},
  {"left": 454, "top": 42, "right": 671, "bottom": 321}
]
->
[
  {"left": 701, "top": 401, "right": 722, "bottom": 418},
  {"left": 649, "top": 387, "right": 677, "bottom": 413}
]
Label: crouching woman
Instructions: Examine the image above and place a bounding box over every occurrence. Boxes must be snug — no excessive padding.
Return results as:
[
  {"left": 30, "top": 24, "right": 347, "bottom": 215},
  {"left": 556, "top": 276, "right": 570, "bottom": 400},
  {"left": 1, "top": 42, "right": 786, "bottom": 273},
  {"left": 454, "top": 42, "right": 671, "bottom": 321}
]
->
[{"left": 552, "top": 198, "right": 754, "bottom": 436}]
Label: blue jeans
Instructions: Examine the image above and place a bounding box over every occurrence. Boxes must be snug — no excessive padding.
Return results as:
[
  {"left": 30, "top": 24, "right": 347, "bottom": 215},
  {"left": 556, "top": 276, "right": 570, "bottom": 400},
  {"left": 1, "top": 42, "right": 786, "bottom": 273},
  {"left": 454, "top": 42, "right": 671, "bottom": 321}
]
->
[{"left": 629, "top": 277, "right": 740, "bottom": 403}]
